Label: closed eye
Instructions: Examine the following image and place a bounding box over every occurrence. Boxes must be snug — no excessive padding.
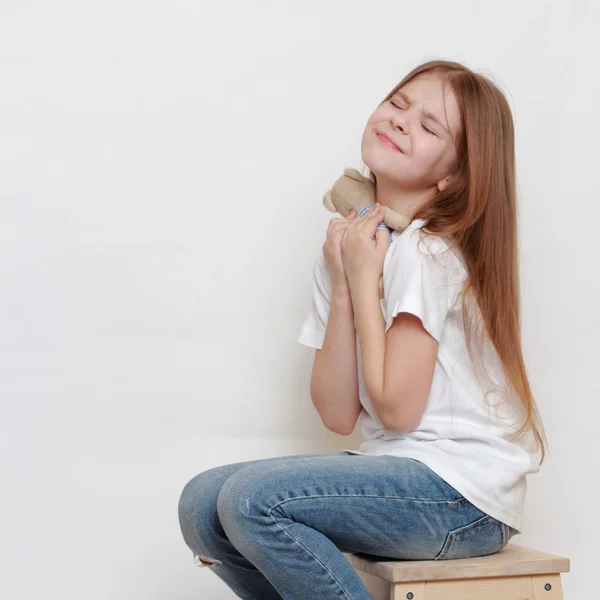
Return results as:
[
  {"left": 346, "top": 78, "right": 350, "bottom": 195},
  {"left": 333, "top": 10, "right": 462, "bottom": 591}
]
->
[{"left": 390, "top": 101, "right": 436, "bottom": 136}]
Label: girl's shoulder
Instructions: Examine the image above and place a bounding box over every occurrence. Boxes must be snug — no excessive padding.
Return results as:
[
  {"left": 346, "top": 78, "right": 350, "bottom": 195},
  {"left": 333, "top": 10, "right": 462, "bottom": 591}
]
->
[{"left": 390, "top": 219, "right": 468, "bottom": 279}]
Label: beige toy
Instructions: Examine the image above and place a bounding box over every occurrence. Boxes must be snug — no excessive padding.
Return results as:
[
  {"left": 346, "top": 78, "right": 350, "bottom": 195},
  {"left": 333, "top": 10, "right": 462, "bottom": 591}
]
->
[{"left": 323, "top": 167, "right": 411, "bottom": 299}]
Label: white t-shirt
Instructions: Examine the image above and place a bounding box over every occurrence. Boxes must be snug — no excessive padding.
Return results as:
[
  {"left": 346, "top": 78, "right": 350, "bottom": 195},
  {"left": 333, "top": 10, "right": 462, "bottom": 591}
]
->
[{"left": 297, "top": 217, "right": 541, "bottom": 533}]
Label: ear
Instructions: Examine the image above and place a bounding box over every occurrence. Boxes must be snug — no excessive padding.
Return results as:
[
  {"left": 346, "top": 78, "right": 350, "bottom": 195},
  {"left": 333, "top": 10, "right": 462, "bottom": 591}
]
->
[{"left": 436, "top": 174, "right": 452, "bottom": 192}]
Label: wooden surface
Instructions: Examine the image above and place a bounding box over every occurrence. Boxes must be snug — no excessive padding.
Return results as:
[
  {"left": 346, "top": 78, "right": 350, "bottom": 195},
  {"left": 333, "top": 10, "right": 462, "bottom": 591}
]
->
[
  {"left": 344, "top": 543, "right": 570, "bottom": 584},
  {"left": 385, "top": 574, "right": 564, "bottom": 600}
]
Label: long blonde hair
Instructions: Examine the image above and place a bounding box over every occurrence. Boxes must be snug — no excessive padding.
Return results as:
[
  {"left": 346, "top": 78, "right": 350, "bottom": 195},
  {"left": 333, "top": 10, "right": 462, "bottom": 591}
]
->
[{"left": 368, "top": 59, "right": 548, "bottom": 464}]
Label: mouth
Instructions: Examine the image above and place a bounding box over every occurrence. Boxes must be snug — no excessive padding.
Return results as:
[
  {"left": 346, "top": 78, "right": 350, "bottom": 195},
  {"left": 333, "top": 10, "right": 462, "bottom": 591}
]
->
[{"left": 376, "top": 132, "right": 403, "bottom": 153}]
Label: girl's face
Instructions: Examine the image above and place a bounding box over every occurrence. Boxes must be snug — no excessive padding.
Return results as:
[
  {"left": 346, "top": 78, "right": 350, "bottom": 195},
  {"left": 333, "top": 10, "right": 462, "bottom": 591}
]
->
[{"left": 361, "top": 75, "right": 461, "bottom": 193}]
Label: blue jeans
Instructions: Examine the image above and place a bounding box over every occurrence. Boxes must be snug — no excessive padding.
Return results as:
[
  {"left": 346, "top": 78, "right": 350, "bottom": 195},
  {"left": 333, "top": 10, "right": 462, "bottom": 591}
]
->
[{"left": 177, "top": 450, "right": 516, "bottom": 599}]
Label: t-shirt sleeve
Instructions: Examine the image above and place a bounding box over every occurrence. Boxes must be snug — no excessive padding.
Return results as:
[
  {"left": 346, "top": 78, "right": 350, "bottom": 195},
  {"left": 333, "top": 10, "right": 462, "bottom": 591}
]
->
[
  {"left": 296, "top": 247, "right": 332, "bottom": 350},
  {"left": 382, "top": 229, "right": 465, "bottom": 344}
]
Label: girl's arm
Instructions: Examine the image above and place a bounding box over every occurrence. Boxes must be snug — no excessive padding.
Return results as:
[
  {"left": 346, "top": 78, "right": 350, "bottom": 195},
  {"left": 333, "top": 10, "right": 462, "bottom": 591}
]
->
[
  {"left": 310, "top": 282, "right": 361, "bottom": 435},
  {"left": 351, "top": 282, "right": 436, "bottom": 433},
  {"left": 350, "top": 284, "right": 390, "bottom": 425}
]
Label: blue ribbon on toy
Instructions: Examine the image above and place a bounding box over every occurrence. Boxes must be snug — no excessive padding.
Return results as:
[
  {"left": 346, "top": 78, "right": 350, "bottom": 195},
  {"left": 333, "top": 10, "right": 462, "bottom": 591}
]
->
[{"left": 357, "top": 204, "right": 393, "bottom": 244}]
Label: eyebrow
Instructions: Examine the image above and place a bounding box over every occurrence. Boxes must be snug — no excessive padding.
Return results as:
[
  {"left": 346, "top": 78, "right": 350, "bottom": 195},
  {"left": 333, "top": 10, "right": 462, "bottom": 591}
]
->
[{"left": 393, "top": 90, "right": 451, "bottom": 136}]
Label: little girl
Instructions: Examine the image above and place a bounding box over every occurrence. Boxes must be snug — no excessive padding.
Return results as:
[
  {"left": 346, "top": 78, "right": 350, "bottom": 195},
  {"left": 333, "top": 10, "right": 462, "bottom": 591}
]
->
[{"left": 178, "top": 59, "right": 548, "bottom": 600}]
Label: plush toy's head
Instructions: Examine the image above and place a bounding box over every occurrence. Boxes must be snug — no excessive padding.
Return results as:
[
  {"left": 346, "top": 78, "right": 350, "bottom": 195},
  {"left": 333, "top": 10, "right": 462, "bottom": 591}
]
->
[
  {"left": 322, "top": 167, "right": 412, "bottom": 299},
  {"left": 323, "top": 167, "right": 411, "bottom": 232}
]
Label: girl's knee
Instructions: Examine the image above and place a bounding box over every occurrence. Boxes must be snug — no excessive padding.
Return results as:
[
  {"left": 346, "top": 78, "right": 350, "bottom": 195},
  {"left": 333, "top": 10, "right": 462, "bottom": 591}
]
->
[
  {"left": 177, "top": 471, "right": 223, "bottom": 543},
  {"left": 178, "top": 474, "right": 202, "bottom": 521},
  {"left": 179, "top": 471, "right": 219, "bottom": 522}
]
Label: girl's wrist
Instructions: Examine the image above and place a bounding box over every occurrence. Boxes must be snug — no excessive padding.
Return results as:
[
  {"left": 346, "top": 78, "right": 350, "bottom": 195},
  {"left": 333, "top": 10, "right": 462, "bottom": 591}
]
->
[{"left": 332, "top": 279, "right": 351, "bottom": 298}]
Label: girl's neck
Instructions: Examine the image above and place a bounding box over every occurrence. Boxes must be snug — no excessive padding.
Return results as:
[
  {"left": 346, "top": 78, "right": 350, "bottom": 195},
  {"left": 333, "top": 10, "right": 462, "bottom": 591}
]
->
[{"left": 374, "top": 177, "right": 434, "bottom": 221}]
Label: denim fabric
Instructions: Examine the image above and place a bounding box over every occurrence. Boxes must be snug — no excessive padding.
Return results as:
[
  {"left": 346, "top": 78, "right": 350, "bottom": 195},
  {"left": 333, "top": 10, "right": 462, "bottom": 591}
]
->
[{"left": 177, "top": 450, "right": 516, "bottom": 600}]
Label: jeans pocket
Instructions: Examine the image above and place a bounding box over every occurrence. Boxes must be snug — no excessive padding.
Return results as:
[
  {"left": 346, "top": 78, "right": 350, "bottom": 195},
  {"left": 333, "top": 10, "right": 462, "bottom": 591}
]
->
[{"left": 434, "top": 514, "right": 507, "bottom": 561}]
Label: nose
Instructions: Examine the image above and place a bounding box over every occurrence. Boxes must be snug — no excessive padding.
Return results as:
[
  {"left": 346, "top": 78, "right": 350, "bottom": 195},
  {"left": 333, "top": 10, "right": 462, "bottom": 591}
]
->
[
  {"left": 391, "top": 108, "right": 408, "bottom": 133},
  {"left": 392, "top": 107, "right": 412, "bottom": 133}
]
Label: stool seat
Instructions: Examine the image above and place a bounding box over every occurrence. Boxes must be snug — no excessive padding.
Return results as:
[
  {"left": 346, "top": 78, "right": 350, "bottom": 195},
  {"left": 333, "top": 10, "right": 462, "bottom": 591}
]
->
[{"left": 343, "top": 543, "right": 570, "bottom": 600}]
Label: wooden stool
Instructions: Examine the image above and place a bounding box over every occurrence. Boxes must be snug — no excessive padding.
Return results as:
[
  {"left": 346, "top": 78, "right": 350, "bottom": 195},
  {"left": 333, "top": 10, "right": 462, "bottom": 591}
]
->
[{"left": 344, "top": 543, "right": 570, "bottom": 600}]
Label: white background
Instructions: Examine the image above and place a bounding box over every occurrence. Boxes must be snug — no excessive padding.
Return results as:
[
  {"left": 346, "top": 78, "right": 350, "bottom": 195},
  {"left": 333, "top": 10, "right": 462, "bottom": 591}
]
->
[{"left": 1, "top": 1, "right": 596, "bottom": 598}]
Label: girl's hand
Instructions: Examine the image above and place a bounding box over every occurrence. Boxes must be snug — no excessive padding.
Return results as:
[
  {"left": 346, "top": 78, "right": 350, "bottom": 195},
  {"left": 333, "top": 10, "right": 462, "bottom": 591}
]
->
[
  {"left": 341, "top": 204, "right": 389, "bottom": 293},
  {"left": 322, "top": 210, "right": 358, "bottom": 288}
]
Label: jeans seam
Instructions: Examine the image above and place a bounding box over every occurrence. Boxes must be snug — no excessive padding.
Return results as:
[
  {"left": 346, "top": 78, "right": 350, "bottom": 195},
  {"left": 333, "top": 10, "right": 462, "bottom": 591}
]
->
[{"left": 267, "top": 494, "right": 465, "bottom": 514}]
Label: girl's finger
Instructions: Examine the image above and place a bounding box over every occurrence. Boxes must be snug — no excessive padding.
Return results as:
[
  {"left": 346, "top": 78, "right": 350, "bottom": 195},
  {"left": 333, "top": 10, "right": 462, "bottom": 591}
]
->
[
  {"left": 358, "top": 204, "right": 382, "bottom": 222},
  {"left": 355, "top": 204, "right": 383, "bottom": 231}
]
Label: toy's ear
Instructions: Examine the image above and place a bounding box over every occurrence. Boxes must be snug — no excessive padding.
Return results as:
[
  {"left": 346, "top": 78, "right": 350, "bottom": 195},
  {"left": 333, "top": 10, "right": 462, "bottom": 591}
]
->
[{"left": 322, "top": 189, "right": 337, "bottom": 213}]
